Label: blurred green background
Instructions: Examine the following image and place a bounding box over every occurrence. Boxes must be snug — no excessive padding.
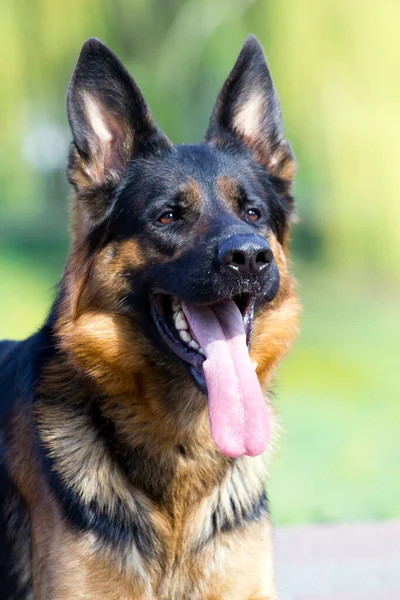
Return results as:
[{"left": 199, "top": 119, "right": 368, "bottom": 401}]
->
[{"left": 0, "top": 0, "right": 399, "bottom": 525}]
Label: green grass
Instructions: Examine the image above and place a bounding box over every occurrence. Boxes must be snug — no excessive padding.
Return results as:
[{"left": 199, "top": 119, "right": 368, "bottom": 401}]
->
[
  {"left": 270, "top": 266, "right": 400, "bottom": 523},
  {"left": 1, "top": 243, "right": 399, "bottom": 524},
  {"left": 0, "top": 242, "right": 67, "bottom": 338}
]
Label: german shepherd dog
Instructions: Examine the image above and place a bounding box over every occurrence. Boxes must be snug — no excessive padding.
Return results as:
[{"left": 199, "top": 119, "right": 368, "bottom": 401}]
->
[{"left": 0, "top": 36, "right": 300, "bottom": 599}]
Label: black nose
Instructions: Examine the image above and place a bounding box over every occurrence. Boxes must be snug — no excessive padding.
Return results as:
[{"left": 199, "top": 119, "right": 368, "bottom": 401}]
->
[{"left": 217, "top": 234, "right": 274, "bottom": 276}]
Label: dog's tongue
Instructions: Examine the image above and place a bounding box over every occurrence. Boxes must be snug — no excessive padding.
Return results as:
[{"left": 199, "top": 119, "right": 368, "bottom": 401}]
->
[{"left": 181, "top": 299, "right": 269, "bottom": 457}]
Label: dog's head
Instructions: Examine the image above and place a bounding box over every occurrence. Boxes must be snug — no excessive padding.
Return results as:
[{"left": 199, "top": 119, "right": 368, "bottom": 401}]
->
[{"left": 57, "top": 37, "right": 300, "bottom": 457}]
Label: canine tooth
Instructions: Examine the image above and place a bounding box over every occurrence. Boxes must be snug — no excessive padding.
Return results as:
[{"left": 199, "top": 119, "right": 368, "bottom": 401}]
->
[
  {"left": 188, "top": 340, "right": 200, "bottom": 350},
  {"left": 172, "top": 297, "right": 181, "bottom": 312},
  {"left": 252, "top": 361, "right": 258, "bottom": 371},
  {"left": 174, "top": 311, "right": 188, "bottom": 330},
  {"left": 179, "top": 330, "right": 192, "bottom": 343}
]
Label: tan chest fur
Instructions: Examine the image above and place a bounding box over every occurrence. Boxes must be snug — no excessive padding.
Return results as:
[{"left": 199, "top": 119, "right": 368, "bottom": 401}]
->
[
  {"left": 53, "top": 527, "right": 274, "bottom": 600},
  {"left": 35, "top": 492, "right": 275, "bottom": 600},
  {"left": 9, "top": 407, "right": 276, "bottom": 600}
]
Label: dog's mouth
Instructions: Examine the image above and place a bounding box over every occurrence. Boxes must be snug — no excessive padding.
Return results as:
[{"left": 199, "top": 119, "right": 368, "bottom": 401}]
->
[
  {"left": 150, "top": 292, "right": 270, "bottom": 458},
  {"left": 150, "top": 292, "right": 255, "bottom": 388}
]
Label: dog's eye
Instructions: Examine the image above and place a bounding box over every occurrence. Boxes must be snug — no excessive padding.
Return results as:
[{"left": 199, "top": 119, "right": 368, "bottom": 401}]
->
[
  {"left": 158, "top": 211, "right": 177, "bottom": 225},
  {"left": 244, "top": 208, "right": 261, "bottom": 222}
]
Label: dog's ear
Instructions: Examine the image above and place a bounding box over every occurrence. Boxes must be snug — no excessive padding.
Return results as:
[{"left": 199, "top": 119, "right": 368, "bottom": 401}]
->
[
  {"left": 205, "top": 35, "right": 295, "bottom": 187},
  {"left": 67, "top": 38, "right": 170, "bottom": 221}
]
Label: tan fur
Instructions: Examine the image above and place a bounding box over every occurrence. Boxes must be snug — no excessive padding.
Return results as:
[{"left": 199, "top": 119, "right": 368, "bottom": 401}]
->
[
  {"left": 216, "top": 175, "right": 241, "bottom": 212},
  {"left": 233, "top": 92, "right": 266, "bottom": 141},
  {"left": 252, "top": 234, "right": 300, "bottom": 388}
]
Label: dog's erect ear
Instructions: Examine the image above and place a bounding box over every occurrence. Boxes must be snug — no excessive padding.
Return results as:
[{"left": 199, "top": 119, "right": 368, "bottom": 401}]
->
[
  {"left": 205, "top": 35, "right": 295, "bottom": 186},
  {"left": 67, "top": 38, "right": 170, "bottom": 212}
]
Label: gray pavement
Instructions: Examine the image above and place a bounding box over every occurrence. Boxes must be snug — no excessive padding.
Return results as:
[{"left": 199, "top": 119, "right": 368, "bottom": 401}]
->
[{"left": 274, "top": 520, "right": 400, "bottom": 599}]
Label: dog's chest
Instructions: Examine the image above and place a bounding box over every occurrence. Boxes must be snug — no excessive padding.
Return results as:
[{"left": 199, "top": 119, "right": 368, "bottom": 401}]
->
[
  {"left": 119, "top": 456, "right": 271, "bottom": 599},
  {"left": 32, "top": 403, "right": 272, "bottom": 599},
  {"left": 97, "top": 509, "right": 273, "bottom": 600}
]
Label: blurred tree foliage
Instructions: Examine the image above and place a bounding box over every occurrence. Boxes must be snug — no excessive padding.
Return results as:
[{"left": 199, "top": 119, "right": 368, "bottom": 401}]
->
[
  {"left": 1, "top": 0, "right": 399, "bottom": 279},
  {"left": 1, "top": 0, "right": 399, "bottom": 525}
]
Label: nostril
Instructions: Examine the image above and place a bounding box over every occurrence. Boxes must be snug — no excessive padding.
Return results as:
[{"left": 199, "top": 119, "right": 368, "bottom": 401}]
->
[
  {"left": 221, "top": 251, "right": 233, "bottom": 266},
  {"left": 231, "top": 251, "right": 246, "bottom": 265},
  {"left": 256, "top": 251, "right": 270, "bottom": 265},
  {"left": 218, "top": 235, "right": 273, "bottom": 275}
]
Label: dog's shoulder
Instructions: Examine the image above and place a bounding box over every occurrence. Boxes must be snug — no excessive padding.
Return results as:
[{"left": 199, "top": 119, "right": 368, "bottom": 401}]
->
[
  {"left": 0, "top": 339, "right": 21, "bottom": 425},
  {"left": 0, "top": 330, "right": 49, "bottom": 429},
  {"left": 0, "top": 333, "right": 46, "bottom": 593}
]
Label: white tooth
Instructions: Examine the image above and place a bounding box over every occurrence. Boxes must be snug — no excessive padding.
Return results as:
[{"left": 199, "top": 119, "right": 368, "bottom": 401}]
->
[
  {"left": 252, "top": 361, "right": 258, "bottom": 371},
  {"left": 188, "top": 340, "right": 200, "bottom": 350},
  {"left": 174, "top": 311, "right": 188, "bottom": 330},
  {"left": 180, "top": 330, "right": 192, "bottom": 343},
  {"left": 172, "top": 297, "right": 181, "bottom": 312}
]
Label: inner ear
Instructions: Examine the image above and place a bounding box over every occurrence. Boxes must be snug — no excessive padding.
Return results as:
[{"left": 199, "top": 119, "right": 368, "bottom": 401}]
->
[
  {"left": 206, "top": 35, "right": 296, "bottom": 186},
  {"left": 80, "top": 91, "right": 129, "bottom": 181},
  {"left": 233, "top": 91, "right": 266, "bottom": 141}
]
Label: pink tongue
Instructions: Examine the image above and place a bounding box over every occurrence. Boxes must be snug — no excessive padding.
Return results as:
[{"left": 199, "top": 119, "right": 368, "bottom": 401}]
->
[{"left": 181, "top": 300, "right": 270, "bottom": 457}]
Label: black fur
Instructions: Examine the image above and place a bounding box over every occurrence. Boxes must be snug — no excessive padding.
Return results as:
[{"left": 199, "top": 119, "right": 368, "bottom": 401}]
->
[
  {"left": 195, "top": 487, "right": 269, "bottom": 553},
  {"left": 0, "top": 332, "right": 50, "bottom": 428},
  {"left": 0, "top": 465, "right": 16, "bottom": 600},
  {"left": 0, "top": 333, "right": 49, "bottom": 600},
  {"left": 38, "top": 443, "right": 161, "bottom": 561}
]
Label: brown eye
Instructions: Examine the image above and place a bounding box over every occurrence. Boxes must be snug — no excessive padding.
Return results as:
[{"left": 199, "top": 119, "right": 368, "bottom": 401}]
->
[
  {"left": 245, "top": 208, "right": 261, "bottom": 222},
  {"left": 158, "top": 211, "right": 176, "bottom": 225}
]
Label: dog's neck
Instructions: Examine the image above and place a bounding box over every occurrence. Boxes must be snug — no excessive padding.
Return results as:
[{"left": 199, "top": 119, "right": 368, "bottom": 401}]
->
[
  {"left": 35, "top": 346, "right": 239, "bottom": 503},
  {"left": 33, "top": 348, "right": 270, "bottom": 562}
]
